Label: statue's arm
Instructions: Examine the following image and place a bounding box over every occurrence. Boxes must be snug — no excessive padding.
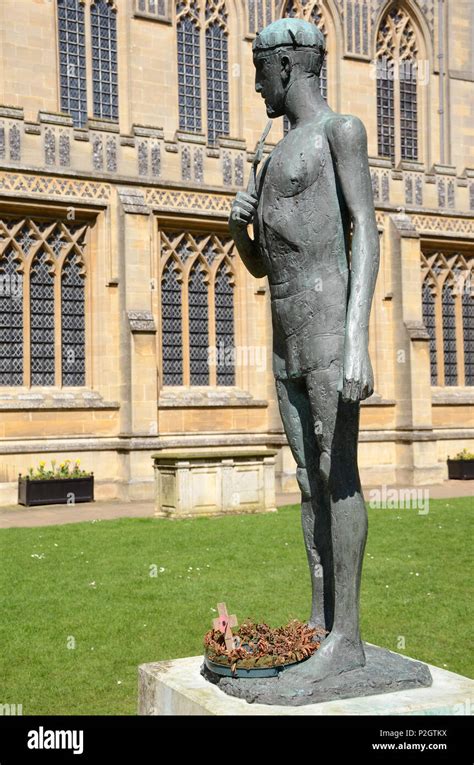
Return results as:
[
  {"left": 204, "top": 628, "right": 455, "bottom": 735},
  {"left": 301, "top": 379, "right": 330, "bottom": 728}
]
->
[
  {"left": 228, "top": 190, "right": 266, "bottom": 279},
  {"left": 327, "top": 115, "right": 380, "bottom": 401},
  {"left": 229, "top": 155, "right": 268, "bottom": 279}
]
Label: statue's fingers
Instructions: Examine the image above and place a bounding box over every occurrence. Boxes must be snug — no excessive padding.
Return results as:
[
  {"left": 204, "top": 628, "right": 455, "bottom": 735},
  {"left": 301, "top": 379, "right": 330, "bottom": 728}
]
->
[
  {"left": 235, "top": 199, "right": 257, "bottom": 215},
  {"left": 341, "top": 378, "right": 352, "bottom": 402},
  {"left": 352, "top": 380, "right": 362, "bottom": 402},
  {"left": 236, "top": 190, "right": 258, "bottom": 205},
  {"left": 361, "top": 380, "right": 372, "bottom": 400},
  {"left": 230, "top": 211, "right": 247, "bottom": 225}
]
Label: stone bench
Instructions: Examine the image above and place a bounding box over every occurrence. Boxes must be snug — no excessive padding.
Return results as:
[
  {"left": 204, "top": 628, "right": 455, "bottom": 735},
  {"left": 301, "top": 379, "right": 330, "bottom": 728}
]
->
[{"left": 152, "top": 448, "right": 277, "bottom": 519}]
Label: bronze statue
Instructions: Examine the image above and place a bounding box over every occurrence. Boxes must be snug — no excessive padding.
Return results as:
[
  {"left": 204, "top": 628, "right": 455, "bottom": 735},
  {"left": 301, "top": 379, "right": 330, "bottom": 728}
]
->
[{"left": 229, "top": 17, "right": 379, "bottom": 682}]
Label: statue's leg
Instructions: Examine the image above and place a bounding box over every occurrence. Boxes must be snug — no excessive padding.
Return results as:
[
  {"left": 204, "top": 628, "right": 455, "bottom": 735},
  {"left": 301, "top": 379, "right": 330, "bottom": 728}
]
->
[
  {"left": 275, "top": 376, "right": 333, "bottom": 632},
  {"left": 289, "top": 367, "right": 367, "bottom": 680}
]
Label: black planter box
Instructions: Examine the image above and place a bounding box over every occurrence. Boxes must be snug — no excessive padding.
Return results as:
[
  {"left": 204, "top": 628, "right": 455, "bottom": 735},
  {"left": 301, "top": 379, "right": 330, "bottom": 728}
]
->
[
  {"left": 447, "top": 460, "right": 474, "bottom": 480},
  {"left": 18, "top": 475, "right": 94, "bottom": 506}
]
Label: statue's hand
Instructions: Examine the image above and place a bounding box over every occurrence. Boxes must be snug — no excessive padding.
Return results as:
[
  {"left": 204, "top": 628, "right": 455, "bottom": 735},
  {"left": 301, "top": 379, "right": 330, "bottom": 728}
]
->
[
  {"left": 229, "top": 191, "right": 258, "bottom": 232},
  {"left": 340, "top": 337, "right": 374, "bottom": 402}
]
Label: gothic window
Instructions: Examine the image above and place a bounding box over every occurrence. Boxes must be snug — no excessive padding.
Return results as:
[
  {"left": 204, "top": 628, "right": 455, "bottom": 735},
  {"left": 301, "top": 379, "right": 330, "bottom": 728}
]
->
[
  {"left": 57, "top": 0, "right": 119, "bottom": 126},
  {"left": 176, "top": 0, "right": 230, "bottom": 145},
  {"left": 159, "top": 230, "right": 236, "bottom": 386},
  {"left": 421, "top": 250, "right": 474, "bottom": 387},
  {"left": 91, "top": 0, "right": 119, "bottom": 120},
  {"left": 0, "top": 217, "right": 88, "bottom": 387},
  {"left": 57, "top": 0, "right": 88, "bottom": 128},
  {"left": 376, "top": 6, "right": 418, "bottom": 163},
  {"left": 282, "top": 0, "right": 328, "bottom": 134}
]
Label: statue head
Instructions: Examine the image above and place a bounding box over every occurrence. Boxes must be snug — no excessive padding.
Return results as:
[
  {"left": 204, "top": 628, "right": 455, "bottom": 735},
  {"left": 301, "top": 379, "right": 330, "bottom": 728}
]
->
[{"left": 252, "top": 18, "right": 326, "bottom": 118}]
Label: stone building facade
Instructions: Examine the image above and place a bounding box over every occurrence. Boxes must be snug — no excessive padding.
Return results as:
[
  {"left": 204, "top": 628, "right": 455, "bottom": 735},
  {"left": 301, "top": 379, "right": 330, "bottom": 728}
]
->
[{"left": 0, "top": 0, "right": 472, "bottom": 504}]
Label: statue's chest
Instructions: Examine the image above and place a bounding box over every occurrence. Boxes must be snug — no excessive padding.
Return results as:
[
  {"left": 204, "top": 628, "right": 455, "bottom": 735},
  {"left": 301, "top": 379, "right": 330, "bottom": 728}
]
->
[{"left": 262, "top": 135, "right": 328, "bottom": 201}]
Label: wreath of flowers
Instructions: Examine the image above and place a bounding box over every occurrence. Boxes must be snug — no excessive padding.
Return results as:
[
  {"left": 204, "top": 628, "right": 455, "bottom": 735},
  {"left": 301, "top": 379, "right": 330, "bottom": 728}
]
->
[{"left": 204, "top": 619, "right": 326, "bottom": 671}]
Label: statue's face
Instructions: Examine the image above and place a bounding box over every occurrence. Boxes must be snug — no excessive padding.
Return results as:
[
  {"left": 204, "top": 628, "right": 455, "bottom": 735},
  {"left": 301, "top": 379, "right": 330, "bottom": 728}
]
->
[{"left": 253, "top": 51, "right": 288, "bottom": 119}]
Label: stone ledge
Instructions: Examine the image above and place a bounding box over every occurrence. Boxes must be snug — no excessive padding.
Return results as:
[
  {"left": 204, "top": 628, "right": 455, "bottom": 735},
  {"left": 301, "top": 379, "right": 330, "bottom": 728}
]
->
[
  {"left": 159, "top": 389, "right": 268, "bottom": 408},
  {"left": 431, "top": 390, "right": 474, "bottom": 405},
  {"left": 138, "top": 652, "right": 474, "bottom": 716},
  {"left": 152, "top": 447, "right": 277, "bottom": 462},
  {"left": 0, "top": 392, "right": 119, "bottom": 410}
]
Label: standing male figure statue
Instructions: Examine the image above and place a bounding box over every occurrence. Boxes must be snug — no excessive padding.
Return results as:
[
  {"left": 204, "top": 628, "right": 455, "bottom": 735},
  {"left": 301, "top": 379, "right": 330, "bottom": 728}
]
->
[{"left": 229, "top": 18, "right": 380, "bottom": 682}]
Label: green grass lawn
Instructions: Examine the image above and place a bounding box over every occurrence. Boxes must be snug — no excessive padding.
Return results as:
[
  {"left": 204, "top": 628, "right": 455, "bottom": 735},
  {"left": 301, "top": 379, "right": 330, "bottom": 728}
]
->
[{"left": 0, "top": 497, "right": 472, "bottom": 715}]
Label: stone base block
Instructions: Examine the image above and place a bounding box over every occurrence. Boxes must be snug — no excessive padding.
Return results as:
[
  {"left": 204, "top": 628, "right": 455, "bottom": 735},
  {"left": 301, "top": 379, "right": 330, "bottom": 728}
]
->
[
  {"left": 138, "top": 652, "right": 474, "bottom": 716},
  {"left": 152, "top": 448, "right": 277, "bottom": 518}
]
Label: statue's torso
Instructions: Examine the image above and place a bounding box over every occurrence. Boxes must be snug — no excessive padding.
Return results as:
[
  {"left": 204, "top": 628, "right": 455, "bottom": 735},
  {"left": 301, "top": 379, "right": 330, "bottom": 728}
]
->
[{"left": 254, "top": 115, "right": 350, "bottom": 379}]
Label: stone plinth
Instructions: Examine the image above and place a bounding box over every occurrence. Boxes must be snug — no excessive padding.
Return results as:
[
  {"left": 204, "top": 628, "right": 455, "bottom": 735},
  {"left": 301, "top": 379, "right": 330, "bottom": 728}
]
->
[
  {"left": 152, "top": 448, "right": 277, "bottom": 518},
  {"left": 138, "top": 653, "right": 474, "bottom": 716}
]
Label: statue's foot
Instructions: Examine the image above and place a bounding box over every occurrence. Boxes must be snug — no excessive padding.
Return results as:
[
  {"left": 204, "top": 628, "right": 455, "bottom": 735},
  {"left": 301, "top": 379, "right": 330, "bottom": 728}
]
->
[{"left": 289, "top": 632, "right": 365, "bottom": 682}]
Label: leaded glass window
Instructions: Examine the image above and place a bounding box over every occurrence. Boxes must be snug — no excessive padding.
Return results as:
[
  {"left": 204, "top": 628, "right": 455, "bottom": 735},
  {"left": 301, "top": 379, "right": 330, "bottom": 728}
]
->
[
  {"left": 0, "top": 217, "right": 89, "bottom": 388},
  {"left": 159, "top": 230, "right": 236, "bottom": 387},
  {"left": 177, "top": 3, "right": 202, "bottom": 132},
  {"left": 422, "top": 282, "right": 437, "bottom": 385},
  {"left": 214, "top": 263, "right": 234, "bottom": 385},
  {"left": 442, "top": 283, "right": 457, "bottom": 386},
  {"left": 188, "top": 263, "right": 209, "bottom": 384},
  {"left": 161, "top": 261, "right": 183, "bottom": 385},
  {"left": 376, "top": 73, "right": 394, "bottom": 160},
  {"left": 400, "top": 59, "right": 417, "bottom": 160},
  {"left": 205, "top": 4, "right": 229, "bottom": 146},
  {"left": 376, "top": 6, "right": 418, "bottom": 163},
  {"left": 91, "top": 0, "right": 119, "bottom": 121},
  {"left": 30, "top": 251, "right": 55, "bottom": 386},
  {"left": 462, "top": 290, "right": 474, "bottom": 386},
  {"left": 0, "top": 249, "right": 23, "bottom": 385},
  {"left": 176, "top": 0, "right": 230, "bottom": 144},
  {"left": 57, "top": 0, "right": 87, "bottom": 128},
  {"left": 61, "top": 255, "right": 86, "bottom": 385}
]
